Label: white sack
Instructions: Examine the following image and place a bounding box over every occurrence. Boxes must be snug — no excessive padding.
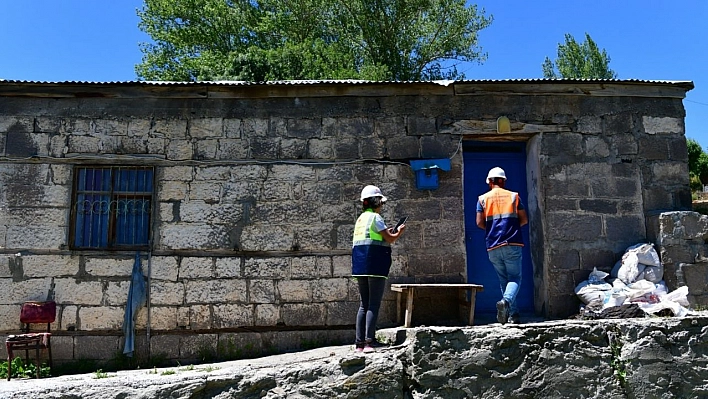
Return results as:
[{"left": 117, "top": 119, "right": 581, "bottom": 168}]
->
[
  {"left": 618, "top": 252, "right": 646, "bottom": 284},
  {"left": 625, "top": 243, "right": 661, "bottom": 267},
  {"left": 575, "top": 268, "right": 612, "bottom": 305}
]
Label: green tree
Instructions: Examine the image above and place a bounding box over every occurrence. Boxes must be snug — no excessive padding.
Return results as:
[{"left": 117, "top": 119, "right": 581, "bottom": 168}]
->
[
  {"left": 687, "top": 138, "right": 708, "bottom": 191},
  {"left": 542, "top": 33, "right": 617, "bottom": 79},
  {"left": 136, "top": 0, "right": 493, "bottom": 81}
]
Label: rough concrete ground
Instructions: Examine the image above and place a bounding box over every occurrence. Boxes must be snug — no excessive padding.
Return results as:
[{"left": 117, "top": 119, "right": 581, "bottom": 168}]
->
[{"left": 2, "top": 314, "right": 706, "bottom": 399}]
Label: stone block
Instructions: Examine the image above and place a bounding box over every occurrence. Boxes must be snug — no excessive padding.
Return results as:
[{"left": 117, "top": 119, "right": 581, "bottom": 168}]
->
[
  {"left": 549, "top": 248, "right": 580, "bottom": 270},
  {"left": 244, "top": 258, "right": 290, "bottom": 280},
  {"left": 576, "top": 115, "right": 603, "bottom": 134},
  {"left": 680, "top": 263, "right": 708, "bottom": 295},
  {"left": 420, "top": 135, "right": 459, "bottom": 159},
  {"left": 650, "top": 161, "right": 689, "bottom": 185},
  {"left": 422, "top": 221, "right": 464, "bottom": 248},
  {"left": 158, "top": 182, "right": 188, "bottom": 201},
  {"left": 637, "top": 136, "right": 668, "bottom": 160},
  {"left": 21, "top": 255, "right": 79, "bottom": 277},
  {"left": 224, "top": 118, "right": 242, "bottom": 138},
  {"left": 643, "top": 188, "right": 673, "bottom": 212},
  {"left": 213, "top": 303, "right": 254, "bottom": 328},
  {"left": 50, "top": 335, "right": 74, "bottom": 362},
  {"left": 307, "top": 138, "right": 334, "bottom": 159},
  {"left": 54, "top": 279, "right": 104, "bottom": 305},
  {"left": 541, "top": 132, "right": 583, "bottom": 157},
  {"left": 407, "top": 117, "right": 436, "bottom": 136},
  {"left": 146, "top": 306, "right": 178, "bottom": 330},
  {"left": 295, "top": 224, "right": 336, "bottom": 251},
  {"left": 606, "top": 216, "right": 647, "bottom": 248},
  {"left": 93, "top": 119, "right": 127, "bottom": 136},
  {"left": 281, "top": 303, "right": 325, "bottom": 326},
  {"left": 546, "top": 213, "right": 603, "bottom": 241},
  {"left": 659, "top": 244, "right": 695, "bottom": 266},
  {"left": 277, "top": 280, "right": 312, "bottom": 302},
  {"left": 375, "top": 117, "right": 406, "bottom": 138},
  {"left": 602, "top": 113, "right": 632, "bottom": 134},
  {"left": 189, "top": 304, "right": 212, "bottom": 330},
  {"left": 0, "top": 257, "right": 10, "bottom": 278},
  {"left": 611, "top": 133, "right": 638, "bottom": 156},
  {"left": 215, "top": 257, "right": 241, "bottom": 278},
  {"left": 317, "top": 165, "right": 355, "bottom": 182},
  {"left": 34, "top": 116, "right": 62, "bottom": 133},
  {"left": 313, "top": 278, "right": 349, "bottom": 302},
  {"left": 332, "top": 256, "right": 351, "bottom": 277},
  {"left": 668, "top": 136, "right": 688, "bottom": 162},
  {"left": 180, "top": 257, "right": 213, "bottom": 279},
  {"left": 217, "top": 138, "right": 249, "bottom": 159},
  {"left": 333, "top": 138, "right": 359, "bottom": 159},
  {"left": 0, "top": 304, "right": 21, "bottom": 332},
  {"left": 578, "top": 199, "right": 618, "bottom": 214},
  {"left": 150, "top": 281, "right": 185, "bottom": 305},
  {"left": 79, "top": 306, "right": 123, "bottom": 330},
  {"left": 104, "top": 281, "right": 130, "bottom": 306},
  {"left": 151, "top": 335, "right": 181, "bottom": 359},
  {"left": 326, "top": 301, "right": 358, "bottom": 325},
  {"left": 269, "top": 117, "right": 287, "bottom": 136},
  {"left": 67, "top": 135, "right": 101, "bottom": 153},
  {"left": 0, "top": 116, "right": 33, "bottom": 132},
  {"left": 127, "top": 118, "right": 151, "bottom": 137},
  {"left": 583, "top": 136, "right": 610, "bottom": 158},
  {"left": 59, "top": 118, "right": 91, "bottom": 134},
  {"left": 249, "top": 279, "right": 276, "bottom": 304},
  {"left": 85, "top": 257, "right": 134, "bottom": 277},
  {"left": 185, "top": 279, "right": 247, "bottom": 304},
  {"left": 179, "top": 334, "right": 218, "bottom": 362},
  {"left": 255, "top": 304, "right": 280, "bottom": 326},
  {"left": 242, "top": 118, "right": 269, "bottom": 138},
  {"left": 387, "top": 136, "right": 420, "bottom": 159},
  {"left": 250, "top": 137, "right": 280, "bottom": 159},
  {"left": 643, "top": 116, "right": 683, "bottom": 134},
  {"left": 166, "top": 139, "right": 194, "bottom": 160},
  {"left": 547, "top": 198, "right": 578, "bottom": 211},
  {"left": 150, "top": 256, "right": 179, "bottom": 281},
  {"left": 6, "top": 225, "right": 65, "bottom": 249},
  {"left": 147, "top": 137, "right": 167, "bottom": 154},
  {"left": 159, "top": 223, "right": 229, "bottom": 250},
  {"left": 240, "top": 226, "right": 294, "bottom": 252},
  {"left": 290, "top": 256, "right": 317, "bottom": 279},
  {"left": 161, "top": 166, "right": 194, "bottom": 181},
  {"left": 270, "top": 164, "right": 316, "bottom": 182},
  {"left": 119, "top": 137, "right": 148, "bottom": 153},
  {"left": 337, "top": 118, "right": 374, "bottom": 138},
  {"left": 190, "top": 118, "right": 223, "bottom": 139},
  {"left": 218, "top": 332, "right": 263, "bottom": 359},
  {"left": 194, "top": 139, "right": 218, "bottom": 159},
  {"left": 287, "top": 118, "right": 322, "bottom": 138},
  {"left": 360, "top": 137, "right": 386, "bottom": 158},
  {"left": 578, "top": 248, "right": 617, "bottom": 271},
  {"left": 74, "top": 335, "right": 120, "bottom": 360},
  {"left": 259, "top": 181, "right": 292, "bottom": 201},
  {"left": 60, "top": 305, "right": 78, "bottom": 330},
  {"left": 153, "top": 119, "right": 187, "bottom": 139}
]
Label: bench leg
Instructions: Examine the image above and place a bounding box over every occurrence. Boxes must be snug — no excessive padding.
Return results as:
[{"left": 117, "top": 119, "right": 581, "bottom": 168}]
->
[
  {"left": 468, "top": 290, "right": 478, "bottom": 326},
  {"left": 404, "top": 287, "right": 415, "bottom": 328},
  {"left": 396, "top": 292, "right": 402, "bottom": 326}
]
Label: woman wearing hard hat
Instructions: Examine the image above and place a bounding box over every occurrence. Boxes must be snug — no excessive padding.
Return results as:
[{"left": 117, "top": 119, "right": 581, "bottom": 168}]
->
[{"left": 351, "top": 185, "right": 406, "bottom": 353}]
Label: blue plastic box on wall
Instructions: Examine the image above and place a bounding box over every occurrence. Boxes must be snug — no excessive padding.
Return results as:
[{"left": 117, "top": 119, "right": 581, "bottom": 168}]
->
[{"left": 409, "top": 158, "right": 452, "bottom": 190}]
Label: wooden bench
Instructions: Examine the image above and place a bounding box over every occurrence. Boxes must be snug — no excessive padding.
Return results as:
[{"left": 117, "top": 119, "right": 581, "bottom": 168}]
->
[{"left": 390, "top": 283, "right": 484, "bottom": 328}]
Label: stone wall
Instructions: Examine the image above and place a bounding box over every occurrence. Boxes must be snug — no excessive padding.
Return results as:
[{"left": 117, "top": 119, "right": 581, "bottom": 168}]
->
[
  {"left": 0, "top": 80, "right": 694, "bottom": 364},
  {"left": 652, "top": 211, "right": 708, "bottom": 307}
]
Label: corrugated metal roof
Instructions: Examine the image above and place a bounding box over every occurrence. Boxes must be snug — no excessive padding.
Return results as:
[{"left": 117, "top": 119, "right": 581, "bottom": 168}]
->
[{"left": 0, "top": 78, "right": 695, "bottom": 89}]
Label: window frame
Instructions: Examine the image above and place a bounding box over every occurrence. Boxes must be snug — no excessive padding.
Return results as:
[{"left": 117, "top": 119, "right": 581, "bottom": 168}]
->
[{"left": 69, "top": 165, "right": 155, "bottom": 250}]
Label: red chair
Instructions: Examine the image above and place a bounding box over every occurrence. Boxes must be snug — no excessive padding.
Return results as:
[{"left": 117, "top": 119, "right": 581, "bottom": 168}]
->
[{"left": 5, "top": 301, "right": 56, "bottom": 380}]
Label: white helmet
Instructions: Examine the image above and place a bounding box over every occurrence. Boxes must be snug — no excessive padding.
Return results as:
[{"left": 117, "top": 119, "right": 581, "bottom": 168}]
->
[
  {"left": 486, "top": 167, "right": 507, "bottom": 184},
  {"left": 360, "top": 185, "right": 387, "bottom": 202}
]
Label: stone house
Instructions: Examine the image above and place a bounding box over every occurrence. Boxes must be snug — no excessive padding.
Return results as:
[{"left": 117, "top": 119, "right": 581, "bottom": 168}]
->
[{"left": 0, "top": 79, "right": 695, "bottom": 364}]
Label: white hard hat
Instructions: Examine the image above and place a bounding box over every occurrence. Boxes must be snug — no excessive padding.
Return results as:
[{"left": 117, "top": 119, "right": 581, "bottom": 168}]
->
[
  {"left": 360, "top": 185, "right": 387, "bottom": 202},
  {"left": 486, "top": 167, "right": 507, "bottom": 184}
]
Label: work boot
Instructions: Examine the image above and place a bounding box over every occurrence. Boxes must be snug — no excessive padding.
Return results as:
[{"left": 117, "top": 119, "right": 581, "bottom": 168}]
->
[{"left": 496, "top": 299, "right": 509, "bottom": 324}]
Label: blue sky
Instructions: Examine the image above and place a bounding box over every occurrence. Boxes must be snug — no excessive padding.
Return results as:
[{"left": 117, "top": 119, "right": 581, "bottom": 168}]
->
[{"left": 1, "top": 1, "right": 706, "bottom": 146}]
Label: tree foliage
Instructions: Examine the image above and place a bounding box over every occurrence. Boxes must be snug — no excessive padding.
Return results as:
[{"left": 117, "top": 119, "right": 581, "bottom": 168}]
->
[
  {"left": 136, "top": 0, "right": 492, "bottom": 82},
  {"left": 542, "top": 33, "right": 617, "bottom": 79},
  {"left": 687, "top": 138, "right": 708, "bottom": 191}
]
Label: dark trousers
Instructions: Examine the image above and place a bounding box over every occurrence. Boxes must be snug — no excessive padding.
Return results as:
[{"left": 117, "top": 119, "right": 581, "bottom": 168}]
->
[{"left": 355, "top": 276, "right": 387, "bottom": 344}]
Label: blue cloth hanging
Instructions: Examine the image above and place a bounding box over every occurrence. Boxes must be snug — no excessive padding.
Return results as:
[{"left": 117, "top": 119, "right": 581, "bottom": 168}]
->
[{"left": 123, "top": 252, "right": 146, "bottom": 357}]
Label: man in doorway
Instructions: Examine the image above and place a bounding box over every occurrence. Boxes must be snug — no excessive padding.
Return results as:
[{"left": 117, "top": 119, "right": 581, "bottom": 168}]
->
[{"left": 476, "top": 167, "right": 528, "bottom": 324}]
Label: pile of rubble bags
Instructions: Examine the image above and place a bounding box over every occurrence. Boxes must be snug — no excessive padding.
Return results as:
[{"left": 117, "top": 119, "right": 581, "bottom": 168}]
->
[{"left": 575, "top": 243, "right": 690, "bottom": 319}]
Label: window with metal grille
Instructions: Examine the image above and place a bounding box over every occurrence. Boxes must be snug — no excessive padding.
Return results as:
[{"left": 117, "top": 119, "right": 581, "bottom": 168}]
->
[{"left": 70, "top": 166, "right": 154, "bottom": 249}]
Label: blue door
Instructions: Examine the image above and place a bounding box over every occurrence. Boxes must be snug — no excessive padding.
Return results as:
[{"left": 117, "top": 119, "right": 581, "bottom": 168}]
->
[{"left": 463, "top": 142, "right": 534, "bottom": 316}]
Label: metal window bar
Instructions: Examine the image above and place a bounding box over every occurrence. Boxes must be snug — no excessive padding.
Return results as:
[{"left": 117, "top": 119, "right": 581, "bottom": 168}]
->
[{"left": 72, "top": 166, "right": 154, "bottom": 249}]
